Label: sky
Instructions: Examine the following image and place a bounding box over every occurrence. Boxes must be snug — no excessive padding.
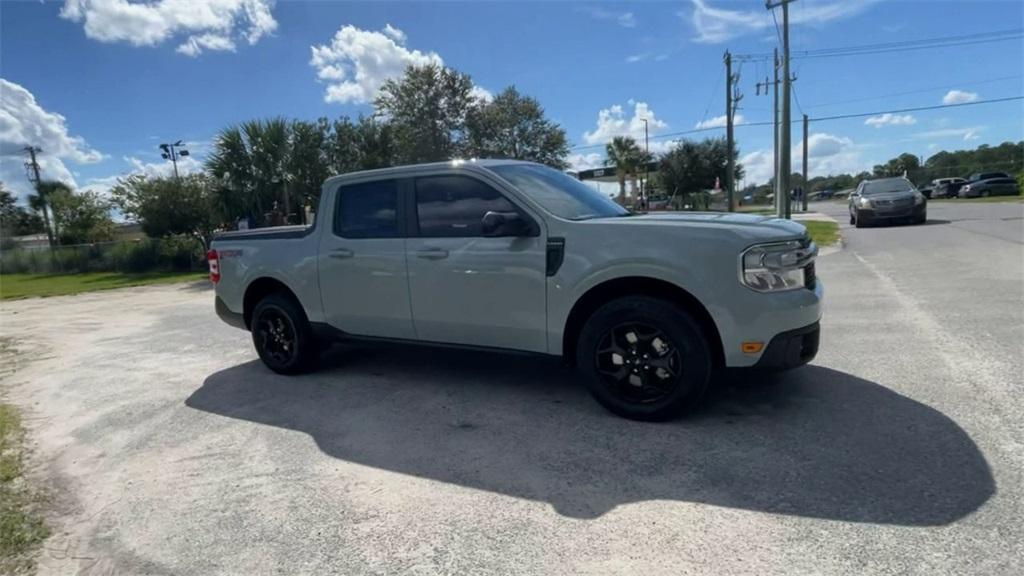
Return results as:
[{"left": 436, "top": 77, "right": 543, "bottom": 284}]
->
[{"left": 1, "top": 0, "right": 1022, "bottom": 201}]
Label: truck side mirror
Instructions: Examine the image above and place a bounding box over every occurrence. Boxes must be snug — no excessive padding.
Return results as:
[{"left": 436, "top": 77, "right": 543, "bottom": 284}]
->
[{"left": 481, "top": 211, "right": 530, "bottom": 237}]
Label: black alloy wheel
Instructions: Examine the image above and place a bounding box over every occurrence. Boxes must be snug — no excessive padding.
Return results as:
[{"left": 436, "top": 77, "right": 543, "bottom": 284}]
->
[
  {"left": 595, "top": 322, "right": 683, "bottom": 405},
  {"left": 256, "top": 306, "right": 297, "bottom": 366},
  {"left": 251, "top": 293, "right": 317, "bottom": 374}
]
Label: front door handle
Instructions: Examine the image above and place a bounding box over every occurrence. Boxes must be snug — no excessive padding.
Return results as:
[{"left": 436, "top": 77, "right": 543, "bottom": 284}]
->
[
  {"left": 416, "top": 247, "right": 449, "bottom": 260},
  {"left": 329, "top": 248, "right": 354, "bottom": 259}
]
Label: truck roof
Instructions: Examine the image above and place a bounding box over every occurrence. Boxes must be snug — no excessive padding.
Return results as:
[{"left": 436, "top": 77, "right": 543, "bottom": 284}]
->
[{"left": 323, "top": 159, "right": 534, "bottom": 187}]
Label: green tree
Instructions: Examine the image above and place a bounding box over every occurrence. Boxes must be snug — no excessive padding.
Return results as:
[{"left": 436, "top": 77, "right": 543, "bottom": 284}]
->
[
  {"left": 323, "top": 115, "right": 396, "bottom": 175},
  {"left": 465, "top": 86, "right": 570, "bottom": 168},
  {"left": 374, "top": 64, "right": 475, "bottom": 163},
  {"left": 288, "top": 119, "right": 330, "bottom": 219},
  {"left": 45, "top": 184, "right": 114, "bottom": 244},
  {"left": 206, "top": 118, "right": 292, "bottom": 225},
  {"left": 111, "top": 174, "right": 219, "bottom": 249},
  {"left": 658, "top": 138, "right": 743, "bottom": 210},
  {"left": 605, "top": 136, "right": 643, "bottom": 205},
  {"left": 0, "top": 185, "right": 44, "bottom": 240},
  {"left": 873, "top": 153, "right": 920, "bottom": 178}
]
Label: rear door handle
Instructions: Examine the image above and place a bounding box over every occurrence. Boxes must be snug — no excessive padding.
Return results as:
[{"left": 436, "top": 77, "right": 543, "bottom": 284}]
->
[
  {"left": 416, "top": 247, "right": 449, "bottom": 260},
  {"left": 329, "top": 248, "right": 354, "bottom": 259}
]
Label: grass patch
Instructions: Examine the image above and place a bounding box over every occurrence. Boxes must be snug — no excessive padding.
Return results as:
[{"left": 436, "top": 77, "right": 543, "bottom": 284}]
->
[
  {"left": 0, "top": 271, "right": 207, "bottom": 300},
  {"left": 930, "top": 195, "right": 1023, "bottom": 203},
  {"left": 0, "top": 402, "right": 50, "bottom": 574},
  {"left": 802, "top": 220, "right": 841, "bottom": 247}
]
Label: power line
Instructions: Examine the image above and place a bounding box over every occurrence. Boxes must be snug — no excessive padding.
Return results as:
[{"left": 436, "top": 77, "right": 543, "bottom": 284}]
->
[
  {"left": 568, "top": 95, "right": 1023, "bottom": 150},
  {"left": 736, "top": 28, "right": 1024, "bottom": 61},
  {"left": 809, "top": 95, "right": 1024, "bottom": 123},
  {"left": 803, "top": 74, "right": 1024, "bottom": 109}
]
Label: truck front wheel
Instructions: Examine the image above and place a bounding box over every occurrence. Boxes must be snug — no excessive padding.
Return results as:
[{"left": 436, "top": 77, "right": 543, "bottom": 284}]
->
[
  {"left": 251, "top": 293, "right": 317, "bottom": 374},
  {"left": 576, "top": 296, "right": 712, "bottom": 421}
]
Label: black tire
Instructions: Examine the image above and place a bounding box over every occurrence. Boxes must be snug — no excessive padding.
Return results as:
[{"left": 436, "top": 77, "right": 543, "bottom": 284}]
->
[
  {"left": 849, "top": 211, "right": 855, "bottom": 225},
  {"left": 251, "top": 293, "right": 318, "bottom": 374},
  {"left": 576, "top": 296, "right": 712, "bottom": 421},
  {"left": 854, "top": 210, "right": 866, "bottom": 228}
]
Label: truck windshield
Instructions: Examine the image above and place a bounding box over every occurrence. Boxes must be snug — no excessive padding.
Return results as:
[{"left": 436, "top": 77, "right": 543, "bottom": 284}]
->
[{"left": 489, "top": 164, "right": 629, "bottom": 220}]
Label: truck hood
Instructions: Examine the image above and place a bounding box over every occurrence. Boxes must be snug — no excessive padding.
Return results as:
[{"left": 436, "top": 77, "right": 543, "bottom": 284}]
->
[{"left": 586, "top": 212, "right": 808, "bottom": 238}]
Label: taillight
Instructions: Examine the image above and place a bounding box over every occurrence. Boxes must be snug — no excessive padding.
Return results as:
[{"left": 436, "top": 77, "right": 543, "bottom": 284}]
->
[{"left": 207, "top": 249, "right": 220, "bottom": 283}]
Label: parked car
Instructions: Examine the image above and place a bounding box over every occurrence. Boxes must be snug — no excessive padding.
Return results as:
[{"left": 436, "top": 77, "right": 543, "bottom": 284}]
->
[
  {"left": 918, "top": 182, "right": 934, "bottom": 199},
  {"left": 959, "top": 172, "right": 1019, "bottom": 198},
  {"left": 932, "top": 177, "right": 967, "bottom": 198},
  {"left": 208, "top": 160, "right": 823, "bottom": 421},
  {"left": 848, "top": 177, "right": 927, "bottom": 228}
]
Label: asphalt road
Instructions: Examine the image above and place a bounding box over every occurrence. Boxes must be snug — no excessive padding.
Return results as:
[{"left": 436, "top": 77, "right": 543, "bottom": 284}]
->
[{"left": 1, "top": 200, "right": 1021, "bottom": 575}]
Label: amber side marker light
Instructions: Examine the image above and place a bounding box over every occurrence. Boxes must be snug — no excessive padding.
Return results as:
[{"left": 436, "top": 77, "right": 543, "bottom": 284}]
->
[{"left": 742, "top": 342, "right": 764, "bottom": 354}]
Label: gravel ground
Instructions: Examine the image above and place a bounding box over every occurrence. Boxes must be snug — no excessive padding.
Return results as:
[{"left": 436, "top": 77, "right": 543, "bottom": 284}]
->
[{"left": 1, "top": 201, "right": 1021, "bottom": 575}]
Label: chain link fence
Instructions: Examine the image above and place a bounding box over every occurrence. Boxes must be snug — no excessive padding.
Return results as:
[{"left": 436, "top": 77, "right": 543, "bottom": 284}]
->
[{"left": 0, "top": 236, "right": 205, "bottom": 275}]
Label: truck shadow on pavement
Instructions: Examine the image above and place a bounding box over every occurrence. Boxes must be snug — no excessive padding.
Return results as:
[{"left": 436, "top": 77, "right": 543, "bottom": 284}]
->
[{"left": 186, "top": 347, "right": 993, "bottom": 525}]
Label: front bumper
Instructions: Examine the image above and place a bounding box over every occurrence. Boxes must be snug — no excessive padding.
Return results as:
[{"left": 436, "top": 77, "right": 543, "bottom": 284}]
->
[
  {"left": 859, "top": 203, "right": 926, "bottom": 221},
  {"left": 753, "top": 321, "right": 820, "bottom": 369}
]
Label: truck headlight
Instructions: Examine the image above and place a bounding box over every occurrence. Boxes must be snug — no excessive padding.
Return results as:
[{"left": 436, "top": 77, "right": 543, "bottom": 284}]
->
[
  {"left": 858, "top": 197, "right": 873, "bottom": 208},
  {"left": 914, "top": 192, "right": 925, "bottom": 205},
  {"left": 741, "top": 240, "right": 816, "bottom": 293}
]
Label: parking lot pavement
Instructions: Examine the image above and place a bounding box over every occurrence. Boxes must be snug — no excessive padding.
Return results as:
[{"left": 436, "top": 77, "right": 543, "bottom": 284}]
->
[{"left": 1, "top": 200, "right": 1021, "bottom": 575}]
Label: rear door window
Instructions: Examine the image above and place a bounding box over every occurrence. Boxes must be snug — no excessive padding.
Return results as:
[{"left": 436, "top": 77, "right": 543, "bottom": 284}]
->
[{"left": 335, "top": 179, "right": 400, "bottom": 238}]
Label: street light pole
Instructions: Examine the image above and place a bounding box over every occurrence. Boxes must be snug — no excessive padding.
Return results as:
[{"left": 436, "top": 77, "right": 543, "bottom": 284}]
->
[{"left": 159, "top": 140, "right": 189, "bottom": 180}]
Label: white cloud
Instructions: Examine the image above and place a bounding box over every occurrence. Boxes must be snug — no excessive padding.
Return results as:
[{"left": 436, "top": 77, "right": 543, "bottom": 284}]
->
[
  {"left": 567, "top": 152, "right": 605, "bottom": 172},
  {"left": 914, "top": 126, "right": 985, "bottom": 142},
  {"left": 583, "top": 6, "right": 637, "bottom": 28},
  {"left": 740, "top": 149, "right": 774, "bottom": 185},
  {"left": 801, "top": 132, "right": 853, "bottom": 158},
  {"left": 797, "top": 133, "right": 867, "bottom": 177},
  {"left": 176, "top": 33, "right": 236, "bottom": 57},
  {"left": 310, "top": 24, "right": 444, "bottom": 105},
  {"left": 942, "top": 89, "right": 979, "bottom": 105},
  {"left": 60, "top": 0, "right": 278, "bottom": 56},
  {"left": 695, "top": 114, "right": 745, "bottom": 130},
  {"left": 470, "top": 85, "right": 494, "bottom": 104},
  {"left": 582, "top": 101, "right": 669, "bottom": 146},
  {"left": 79, "top": 155, "right": 204, "bottom": 199},
  {"left": 864, "top": 113, "right": 916, "bottom": 128},
  {"left": 739, "top": 132, "right": 868, "bottom": 186},
  {"left": 0, "top": 79, "right": 105, "bottom": 199},
  {"left": 686, "top": 0, "right": 877, "bottom": 44}
]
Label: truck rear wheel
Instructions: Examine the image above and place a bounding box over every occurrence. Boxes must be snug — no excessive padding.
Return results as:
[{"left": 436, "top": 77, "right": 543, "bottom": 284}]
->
[
  {"left": 576, "top": 296, "right": 712, "bottom": 421},
  {"left": 251, "top": 293, "right": 317, "bottom": 374}
]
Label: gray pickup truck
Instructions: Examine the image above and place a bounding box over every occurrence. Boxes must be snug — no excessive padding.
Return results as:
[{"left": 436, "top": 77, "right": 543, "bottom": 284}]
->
[{"left": 209, "top": 160, "right": 822, "bottom": 420}]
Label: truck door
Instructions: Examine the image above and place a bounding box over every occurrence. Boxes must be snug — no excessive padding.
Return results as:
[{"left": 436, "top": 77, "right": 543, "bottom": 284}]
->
[
  {"left": 318, "top": 178, "right": 415, "bottom": 339},
  {"left": 405, "top": 174, "right": 548, "bottom": 353}
]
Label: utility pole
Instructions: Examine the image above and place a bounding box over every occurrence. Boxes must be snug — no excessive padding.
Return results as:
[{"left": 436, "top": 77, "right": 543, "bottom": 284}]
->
[
  {"left": 773, "top": 48, "right": 780, "bottom": 217},
  {"left": 767, "top": 0, "right": 795, "bottom": 219},
  {"left": 755, "top": 51, "right": 782, "bottom": 216},
  {"left": 724, "top": 51, "right": 742, "bottom": 212},
  {"left": 642, "top": 118, "right": 649, "bottom": 203},
  {"left": 802, "top": 113, "right": 809, "bottom": 212},
  {"left": 23, "top": 145, "right": 55, "bottom": 249}
]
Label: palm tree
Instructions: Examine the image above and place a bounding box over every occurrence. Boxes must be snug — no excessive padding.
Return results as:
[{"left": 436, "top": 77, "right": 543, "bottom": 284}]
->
[
  {"left": 207, "top": 118, "right": 291, "bottom": 225},
  {"left": 31, "top": 181, "right": 71, "bottom": 247},
  {"left": 605, "top": 136, "right": 642, "bottom": 205}
]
